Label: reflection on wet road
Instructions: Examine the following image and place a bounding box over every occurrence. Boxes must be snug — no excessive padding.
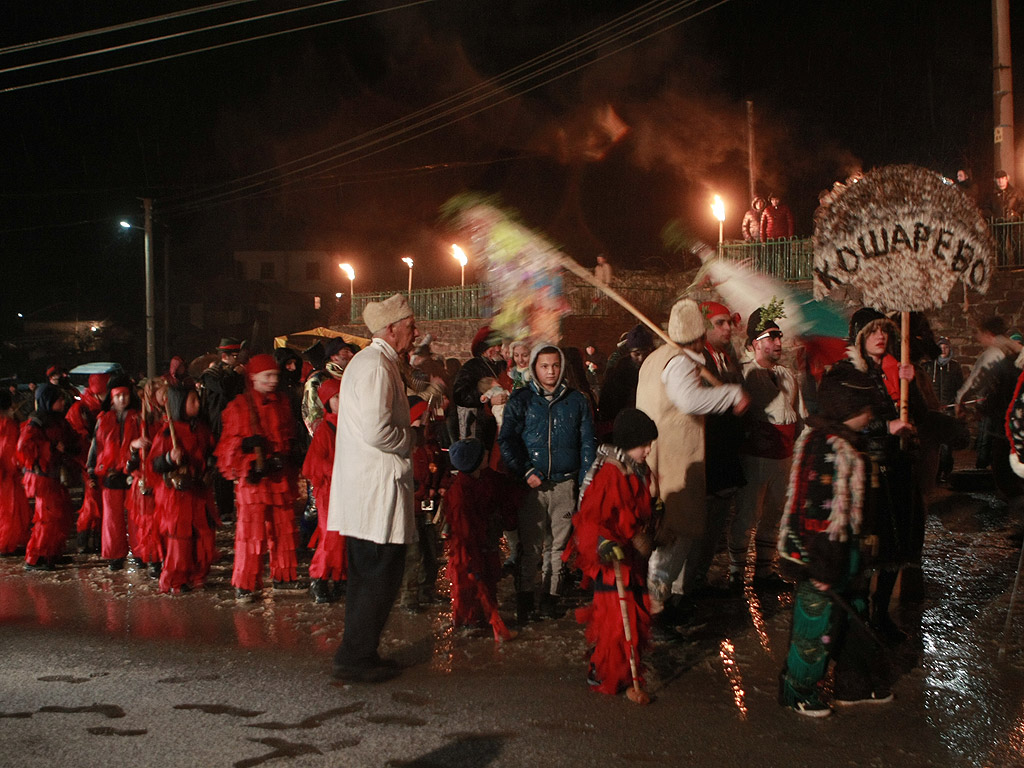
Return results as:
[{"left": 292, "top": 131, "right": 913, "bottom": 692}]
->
[{"left": 1, "top": 488, "right": 1024, "bottom": 766}]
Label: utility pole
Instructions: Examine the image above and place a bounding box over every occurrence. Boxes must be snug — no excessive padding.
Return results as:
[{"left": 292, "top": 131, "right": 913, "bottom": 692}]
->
[
  {"left": 993, "top": 0, "right": 1015, "bottom": 179},
  {"left": 163, "top": 231, "right": 171, "bottom": 365},
  {"left": 747, "top": 100, "right": 756, "bottom": 202},
  {"left": 144, "top": 197, "right": 156, "bottom": 379}
]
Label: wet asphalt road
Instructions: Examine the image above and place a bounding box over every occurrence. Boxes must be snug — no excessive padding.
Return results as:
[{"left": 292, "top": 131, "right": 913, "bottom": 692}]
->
[{"left": 2, "top": 481, "right": 1024, "bottom": 768}]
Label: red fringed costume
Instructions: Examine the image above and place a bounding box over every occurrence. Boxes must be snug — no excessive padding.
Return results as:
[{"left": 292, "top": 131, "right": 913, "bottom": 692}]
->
[
  {"left": 125, "top": 406, "right": 163, "bottom": 567},
  {"left": 92, "top": 408, "right": 141, "bottom": 561},
  {"left": 151, "top": 411, "right": 217, "bottom": 593},
  {"left": 301, "top": 412, "right": 346, "bottom": 582},
  {"left": 0, "top": 413, "right": 31, "bottom": 553},
  {"left": 444, "top": 468, "right": 519, "bottom": 639},
  {"left": 215, "top": 388, "right": 299, "bottom": 591},
  {"left": 66, "top": 375, "right": 106, "bottom": 539},
  {"left": 18, "top": 410, "right": 78, "bottom": 566},
  {"left": 569, "top": 449, "right": 654, "bottom": 696}
]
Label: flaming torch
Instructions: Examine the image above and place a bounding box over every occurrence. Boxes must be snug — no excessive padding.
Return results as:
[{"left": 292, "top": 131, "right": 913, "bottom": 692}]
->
[
  {"left": 451, "top": 244, "right": 468, "bottom": 287},
  {"left": 402, "top": 256, "right": 414, "bottom": 298},
  {"left": 711, "top": 194, "right": 725, "bottom": 253}
]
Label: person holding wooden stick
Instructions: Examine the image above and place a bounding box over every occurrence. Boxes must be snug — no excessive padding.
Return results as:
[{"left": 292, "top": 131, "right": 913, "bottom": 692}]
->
[{"left": 568, "top": 408, "right": 658, "bottom": 699}]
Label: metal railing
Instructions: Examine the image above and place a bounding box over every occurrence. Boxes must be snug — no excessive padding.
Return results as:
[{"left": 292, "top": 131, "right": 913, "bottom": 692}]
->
[
  {"left": 348, "top": 221, "right": 1024, "bottom": 323},
  {"left": 351, "top": 284, "right": 483, "bottom": 322},
  {"left": 718, "top": 238, "right": 814, "bottom": 281}
]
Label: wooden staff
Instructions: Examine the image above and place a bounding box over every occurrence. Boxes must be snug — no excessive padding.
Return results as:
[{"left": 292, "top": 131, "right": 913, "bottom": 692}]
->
[{"left": 612, "top": 558, "right": 650, "bottom": 705}]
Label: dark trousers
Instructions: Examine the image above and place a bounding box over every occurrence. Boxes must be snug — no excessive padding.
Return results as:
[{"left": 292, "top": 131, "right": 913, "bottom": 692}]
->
[
  {"left": 212, "top": 471, "right": 235, "bottom": 521},
  {"left": 334, "top": 537, "right": 406, "bottom": 669}
]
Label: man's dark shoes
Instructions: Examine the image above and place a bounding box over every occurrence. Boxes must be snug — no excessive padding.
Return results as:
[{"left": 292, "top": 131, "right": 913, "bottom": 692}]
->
[
  {"left": 24, "top": 559, "right": 55, "bottom": 572},
  {"left": 332, "top": 656, "right": 403, "bottom": 684},
  {"left": 107, "top": 558, "right": 125, "bottom": 572},
  {"left": 539, "top": 593, "right": 565, "bottom": 620}
]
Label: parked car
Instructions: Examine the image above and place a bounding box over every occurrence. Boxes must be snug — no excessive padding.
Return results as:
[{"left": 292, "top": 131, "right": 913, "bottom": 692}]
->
[{"left": 68, "top": 362, "right": 124, "bottom": 394}]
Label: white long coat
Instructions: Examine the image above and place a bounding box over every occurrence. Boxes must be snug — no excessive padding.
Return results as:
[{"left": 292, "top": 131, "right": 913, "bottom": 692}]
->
[{"left": 327, "top": 338, "right": 416, "bottom": 544}]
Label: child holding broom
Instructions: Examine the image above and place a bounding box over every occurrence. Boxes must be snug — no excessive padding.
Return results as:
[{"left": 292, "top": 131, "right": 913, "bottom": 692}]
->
[{"left": 568, "top": 408, "right": 658, "bottom": 703}]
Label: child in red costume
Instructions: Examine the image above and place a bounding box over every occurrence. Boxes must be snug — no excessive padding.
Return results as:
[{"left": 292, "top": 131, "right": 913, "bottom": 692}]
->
[
  {"left": 569, "top": 408, "right": 658, "bottom": 697},
  {"left": 151, "top": 386, "right": 217, "bottom": 594},
  {"left": 215, "top": 354, "right": 300, "bottom": 600},
  {"left": 88, "top": 376, "right": 142, "bottom": 570},
  {"left": 403, "top": 398, "right": 447, "bottom": 610},
  {"left": 19, "top": 384, "right": 79, "bottom": 570},
  {"left": 301, "top": 378, "right": 346, "bottom": 604},
  {"left": 124, "top": 378, "right": 166, "bottom": 576},
  {"left": 0, "top": 390, "right": 31, "bottom": 555},
  {"left": 444, "top": 437, "right": 520, "bottom": 642},
  {"left": 66, "top": 373, "right": 108, "bottom": 553}
]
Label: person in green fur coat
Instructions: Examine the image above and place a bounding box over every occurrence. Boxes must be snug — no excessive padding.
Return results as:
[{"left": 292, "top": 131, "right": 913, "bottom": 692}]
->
[{"left": 776, "top": 367, "right": 894, "bottom": 718}]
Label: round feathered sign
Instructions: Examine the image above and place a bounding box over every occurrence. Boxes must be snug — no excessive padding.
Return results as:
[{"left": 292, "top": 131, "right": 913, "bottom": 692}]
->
[{"left": 813, "top": 164, "right": 994, "bottom": 312}]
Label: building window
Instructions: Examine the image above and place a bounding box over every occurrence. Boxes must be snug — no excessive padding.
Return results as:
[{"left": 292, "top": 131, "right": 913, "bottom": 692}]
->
[
  {"left": 306, "top": 261, "right": 322, "bottom": 280},
  {"left": 260, "top": 262, "right": 275, "bottom": 280}
]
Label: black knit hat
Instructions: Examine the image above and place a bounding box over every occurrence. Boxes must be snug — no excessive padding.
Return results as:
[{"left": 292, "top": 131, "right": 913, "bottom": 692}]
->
[
  {"left": 612, "top": 408, "right": 658, "bottom": 450},
  {"left": 449, "top": 438, "right": 485, "bottom": 473},
  {"left": 848, "top": 307, "right": 886, "bottom": 343},
  {"left": 818, "top": 368, "right": 877, "bottom": 423}
]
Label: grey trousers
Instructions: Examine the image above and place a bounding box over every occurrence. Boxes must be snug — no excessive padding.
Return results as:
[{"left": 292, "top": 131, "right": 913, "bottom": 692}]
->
[{"left": 515, "top": 478, "right": 576, "bottom": 597}]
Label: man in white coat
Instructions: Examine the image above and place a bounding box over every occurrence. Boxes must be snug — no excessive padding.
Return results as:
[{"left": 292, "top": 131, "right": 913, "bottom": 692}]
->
[{"left": 328, "top": 293, "right": 418, "bottom": 683}]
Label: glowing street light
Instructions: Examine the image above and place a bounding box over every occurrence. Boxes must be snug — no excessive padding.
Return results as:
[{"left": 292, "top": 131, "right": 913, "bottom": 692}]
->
[
  {"left": 451, "top": 244, "right": 468, "bottom": 287},
  {"left": 339, "top": 262, "right": 354, "bottom": 298},
  {"left": 711, "top": 194, "right": 725, "bottom": 248},
  {"left": 402, "top": 256, "right": 414, "bottom": 298}
]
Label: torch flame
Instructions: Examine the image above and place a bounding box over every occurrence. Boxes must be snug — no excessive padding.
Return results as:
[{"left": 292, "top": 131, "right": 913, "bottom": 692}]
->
[
  {"left": 402, "top": 257, "right": 414, "bottom": 268},
  {"left": 339, "top": 262, "right": 354, "bottom": 281},
  {"left": 711, "top": 194, "right": 725, "bottom": 222},
  {"left": 451, "top": 244, "right": 468, "bottom": 267}
]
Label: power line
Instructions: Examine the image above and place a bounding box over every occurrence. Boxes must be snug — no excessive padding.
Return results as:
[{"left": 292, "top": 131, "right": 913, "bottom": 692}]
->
[
  {"left": 0, "top": 0, "right": 437, "bottom": 94},
  {"left": 165, "top": 0, "right": 725, "bottom": 215},
  {"left": 0, "top": 0, "right": 364, "bottom": 77},
  {"left": 0, "top": 0, "right": 262, "bottom": 56}
]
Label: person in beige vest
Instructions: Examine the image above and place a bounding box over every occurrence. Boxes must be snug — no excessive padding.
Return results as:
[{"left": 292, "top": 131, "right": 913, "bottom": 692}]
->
[{"left": 635, "top": 300, "right": 748, "bottom": 636}]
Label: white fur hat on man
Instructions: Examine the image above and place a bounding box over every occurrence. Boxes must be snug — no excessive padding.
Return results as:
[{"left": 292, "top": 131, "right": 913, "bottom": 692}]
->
[
  {"left": 668, "top": 298, "right": 706, "bottom": 345},
  {"left": 363, "top": 293, "right": 413, "bottom": 335}
]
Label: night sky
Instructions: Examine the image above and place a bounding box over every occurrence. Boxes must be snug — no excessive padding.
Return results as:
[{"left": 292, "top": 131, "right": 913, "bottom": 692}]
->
[{"left": 1, "top": 0, "right": 1019, "bottom": 332}]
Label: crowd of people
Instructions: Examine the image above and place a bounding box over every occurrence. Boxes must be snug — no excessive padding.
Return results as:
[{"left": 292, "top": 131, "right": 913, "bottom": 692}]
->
[{"left": 3, "top": 292, "right": 1024, "bottom": 712}]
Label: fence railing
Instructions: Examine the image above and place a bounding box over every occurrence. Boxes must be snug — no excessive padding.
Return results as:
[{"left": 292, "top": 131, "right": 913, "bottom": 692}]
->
[
  {"left": 351, "top": 284, "right": 483, "bottom": 323},
  {"left": 348, "top": 220, "right": 1024, "bottom": 322}
]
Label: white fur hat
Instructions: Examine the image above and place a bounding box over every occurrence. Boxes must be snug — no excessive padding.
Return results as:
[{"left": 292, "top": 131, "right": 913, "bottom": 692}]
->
[
  {"left": 363, "top": 293, "right": 413, "bottom": 335},
  {"left": 668, "top": 299, "right": 705, "bottom": 344}
]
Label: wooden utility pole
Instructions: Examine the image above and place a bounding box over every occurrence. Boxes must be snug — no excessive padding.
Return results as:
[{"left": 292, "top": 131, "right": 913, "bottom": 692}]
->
[{"left": 993, "top": 0, "right": 1015, "bottom": 179}]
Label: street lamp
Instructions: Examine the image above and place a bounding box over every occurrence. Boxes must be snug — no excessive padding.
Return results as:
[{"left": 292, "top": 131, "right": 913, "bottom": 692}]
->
[
  {"left": 402, "top": 256, "right": 413, "bottom": 299},
  {"left": 339, "top": 263, "right": 355, "bottom": 322},
  {"left": 451, "top": 244, "right": 467, "bottom": 287},
  {"left": 711, "top": 194, "right": 725, "bottom": 253},
  {"left": 120, "top": 197, "right": 156, "bottom": 379}
]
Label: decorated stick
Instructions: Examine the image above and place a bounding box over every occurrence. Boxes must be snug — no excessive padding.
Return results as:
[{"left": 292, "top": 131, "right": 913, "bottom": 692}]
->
[
  {"left": 899, "top": 311, "right": 910, "bottom": 423},
  {"left": 556, "top": 254, "right": 721, "bottom": 387},
  {"left": 612, "top": 558, "right": 650, "bottom": 705}
]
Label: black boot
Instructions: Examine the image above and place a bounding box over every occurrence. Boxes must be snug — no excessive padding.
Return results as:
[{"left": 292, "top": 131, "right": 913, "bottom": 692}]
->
[
  {"left": 88, "top": 530, "right": 101, "bottom": 554},
  {"left": 310, "top": 579, "right": 333, "bottom": 604},
  {"left": 516, "top": 592, "right": 535, "bottom": 626},
  {"left": 76, "top": 531, "right": 90, "bottom": 554},
  {"left": 539, "top": 593, "right": 565, "bottom": 619}
]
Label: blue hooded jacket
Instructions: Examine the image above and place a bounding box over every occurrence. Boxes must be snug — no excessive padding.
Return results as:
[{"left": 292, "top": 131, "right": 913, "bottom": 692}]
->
[{"left": 497, "top": 343, "right": 596, "bottom": 486}]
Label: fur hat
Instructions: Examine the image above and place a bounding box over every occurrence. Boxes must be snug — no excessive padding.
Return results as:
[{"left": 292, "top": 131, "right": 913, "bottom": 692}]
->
[
  {"left": 449, "top": 438, "right": 485, "bottom": 473},
  {"left": 612, "top": 408, "right": 659, "bottom": 451},
  {"left": 363, "top": 293, "right": 413, "bottom": 335},
  {"left": 668, "top": 299, "right": 706, "bottom": 344},
  {"left": 317, "top": 378, "right": 341, "bottom": 408},
  {"left": 246, "top": 354, "right": 278, "bottom": 376}
]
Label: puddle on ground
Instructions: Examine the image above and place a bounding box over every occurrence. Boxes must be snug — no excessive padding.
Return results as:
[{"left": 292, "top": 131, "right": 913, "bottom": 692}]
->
[
  {"left": 235, "top": 737, "right": 321, "bottom": 768},
  {"left": 173, "top": 704, "right": 263, "bottom": 718},
  {"left": 247, "top": 703, "right": 364, "bottom": 730}
]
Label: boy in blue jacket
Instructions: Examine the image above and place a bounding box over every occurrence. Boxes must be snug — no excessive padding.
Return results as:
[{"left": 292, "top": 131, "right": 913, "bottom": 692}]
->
[{"left": 499, "top": 343, "right": 596, "bottom": 623}]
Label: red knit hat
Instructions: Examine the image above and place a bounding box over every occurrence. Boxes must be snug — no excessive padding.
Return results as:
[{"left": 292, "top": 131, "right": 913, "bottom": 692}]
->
[
  {"left": 247, "top": 354, "right": 278, "bottom": 376},
  {"left": 317, "top": 378, "right": 341, "bottom": 407}
]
